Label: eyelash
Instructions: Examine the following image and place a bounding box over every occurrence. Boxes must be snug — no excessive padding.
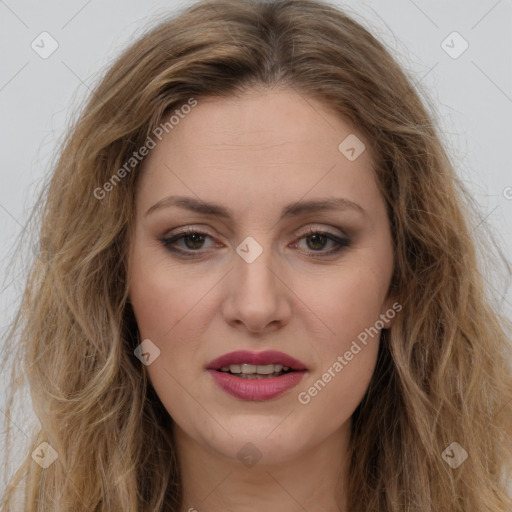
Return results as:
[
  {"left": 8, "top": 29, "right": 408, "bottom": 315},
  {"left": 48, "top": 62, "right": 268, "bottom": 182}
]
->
[{"left": 159, "top": 227, "right": 351, "bottom": 259}]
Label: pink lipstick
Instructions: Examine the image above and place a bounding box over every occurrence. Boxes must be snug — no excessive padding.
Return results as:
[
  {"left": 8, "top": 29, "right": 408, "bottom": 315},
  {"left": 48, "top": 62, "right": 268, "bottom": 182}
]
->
[{"left": 206, "top": 350, "right": 307, "bottom": 401}]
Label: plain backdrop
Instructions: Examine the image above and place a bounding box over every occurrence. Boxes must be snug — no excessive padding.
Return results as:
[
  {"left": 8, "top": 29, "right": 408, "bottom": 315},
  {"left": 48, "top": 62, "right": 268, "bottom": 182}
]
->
[{"left": 0, "top": 0, "right": 511, "bottom": 491}]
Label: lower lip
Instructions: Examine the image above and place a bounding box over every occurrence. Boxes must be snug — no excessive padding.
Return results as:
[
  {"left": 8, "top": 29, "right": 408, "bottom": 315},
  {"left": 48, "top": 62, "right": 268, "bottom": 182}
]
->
[{"left": 208, "top": 369, "right": 306, "bottom": 401}]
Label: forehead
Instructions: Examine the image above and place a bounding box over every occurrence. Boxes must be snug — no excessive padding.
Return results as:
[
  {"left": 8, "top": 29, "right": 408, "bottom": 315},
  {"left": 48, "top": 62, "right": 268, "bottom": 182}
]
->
[
  {"left": 136, "top": 87, "right": 381, "bottom": 220},
  {"left": 158, "top": 88, "right": 371, "bottom": 160}
]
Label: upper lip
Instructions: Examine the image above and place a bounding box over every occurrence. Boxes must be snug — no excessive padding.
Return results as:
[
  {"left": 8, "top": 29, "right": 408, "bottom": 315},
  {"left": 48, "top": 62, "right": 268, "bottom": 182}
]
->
[{"left": 207, "top": 350, "right": 307, "bottom": 371}]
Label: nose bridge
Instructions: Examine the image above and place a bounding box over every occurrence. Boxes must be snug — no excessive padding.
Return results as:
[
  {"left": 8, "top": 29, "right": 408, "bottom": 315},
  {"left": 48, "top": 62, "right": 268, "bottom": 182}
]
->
[
  {"left": 234, "top": 234, "right": 277, "bottom": 295},
  {"left": 222, "top": 233, "right": 291, "bottom": 331}
]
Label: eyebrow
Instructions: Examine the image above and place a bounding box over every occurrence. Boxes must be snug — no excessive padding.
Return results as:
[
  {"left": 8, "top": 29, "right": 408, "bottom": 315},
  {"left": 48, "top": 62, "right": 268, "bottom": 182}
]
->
[{"left": 145, "top": 195, "right": 367, "bottom": 219}]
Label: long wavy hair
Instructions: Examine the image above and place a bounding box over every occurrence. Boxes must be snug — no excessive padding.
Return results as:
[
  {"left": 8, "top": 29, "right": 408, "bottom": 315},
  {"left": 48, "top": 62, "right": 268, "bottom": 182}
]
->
[{"left": 1, "top": 0, "right": 511, "bottom": 510}]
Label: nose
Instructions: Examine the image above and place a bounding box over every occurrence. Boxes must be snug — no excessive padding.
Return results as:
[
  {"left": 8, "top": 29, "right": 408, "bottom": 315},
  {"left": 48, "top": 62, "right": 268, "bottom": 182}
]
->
[{"left": 221, "top": 244, "right": 292, "bottom": 335}]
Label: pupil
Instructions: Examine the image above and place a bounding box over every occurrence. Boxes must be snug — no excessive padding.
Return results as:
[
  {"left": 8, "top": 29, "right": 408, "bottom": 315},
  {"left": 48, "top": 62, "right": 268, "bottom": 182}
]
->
[
  {"left": 307, "top": 234, "right": 326, "bottom": 250},
  {"left": 185, "top": 234, "right": 205, "bottom": 249}
]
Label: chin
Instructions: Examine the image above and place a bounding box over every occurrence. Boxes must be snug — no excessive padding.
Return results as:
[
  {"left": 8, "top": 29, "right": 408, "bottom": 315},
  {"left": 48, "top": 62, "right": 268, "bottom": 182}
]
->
[{"left": 194, "top": 418, "right": 313, "bottom": 466}]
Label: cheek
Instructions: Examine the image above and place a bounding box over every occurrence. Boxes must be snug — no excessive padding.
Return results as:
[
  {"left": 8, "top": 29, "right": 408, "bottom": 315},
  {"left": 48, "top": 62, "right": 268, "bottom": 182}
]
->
[
  {"left": 128, "top": 249, "right": 215, "bottom": 405},
  {"left": 293, "top": 263, "right": 390, "bottom": 351},
  {"left": 296, "top": 341, "right": 380, "bottom": 441},
  {"left": 129, "top": 264, "right": 207, "bottom": 426},
  {"left": 295, "top": 278, "right": 383, "bottom": 434},
  {"left": 289, "top": 264, "right": 387, "bottom": 421},
  {"left": 128, "top": 244, "right": 215, "bottom": 341}
]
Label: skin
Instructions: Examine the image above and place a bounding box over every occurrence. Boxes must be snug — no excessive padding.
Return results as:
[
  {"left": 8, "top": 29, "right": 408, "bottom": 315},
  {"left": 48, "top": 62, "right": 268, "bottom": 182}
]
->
[{"left": 127, "top": 86, "right": 396, "bottom": 512}]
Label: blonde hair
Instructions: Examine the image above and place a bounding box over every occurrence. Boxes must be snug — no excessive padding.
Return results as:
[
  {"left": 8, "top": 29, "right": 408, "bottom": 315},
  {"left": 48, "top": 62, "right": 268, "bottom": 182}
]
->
[{"left": 2, "top": 0, "right": 511, "bottom": 510}]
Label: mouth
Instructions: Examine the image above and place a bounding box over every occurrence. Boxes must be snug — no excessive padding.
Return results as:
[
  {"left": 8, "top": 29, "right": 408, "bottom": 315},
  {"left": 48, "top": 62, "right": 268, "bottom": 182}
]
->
[
  {"left": 206, "top": 350, "right": 307, "bottom": 401},
  {"left": 207, "top": 349, "right": 307, "bottom": 375}
]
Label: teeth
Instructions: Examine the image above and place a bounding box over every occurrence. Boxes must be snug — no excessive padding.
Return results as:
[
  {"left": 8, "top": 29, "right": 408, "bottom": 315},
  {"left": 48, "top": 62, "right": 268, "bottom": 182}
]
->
[
  {"left": 219, "top": 363, "right": 290, "bottom": 375},
  {"left": 255, "top": 364, "right": 275, "bottom": 375},
  {"left": 241, "top": 364, "right": 257, "bottom": 374}
]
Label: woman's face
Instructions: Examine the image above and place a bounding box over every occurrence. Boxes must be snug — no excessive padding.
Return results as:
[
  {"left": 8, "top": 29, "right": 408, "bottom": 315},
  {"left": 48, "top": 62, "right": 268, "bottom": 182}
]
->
[{"left": 128, "top": 87, "right": 396, "bottom": 465}]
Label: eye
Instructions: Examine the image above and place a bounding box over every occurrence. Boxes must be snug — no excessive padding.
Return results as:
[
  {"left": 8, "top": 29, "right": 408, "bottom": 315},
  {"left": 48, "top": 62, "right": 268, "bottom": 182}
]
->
[
  {"left": 159, "top": 228, "right": 216, "bottom": 256},
  {"left": 291, "top": 228, "right": 351, "bottom": 257},
  {"left": 159, "top": 227, "right": 351, "bottom": 258}
]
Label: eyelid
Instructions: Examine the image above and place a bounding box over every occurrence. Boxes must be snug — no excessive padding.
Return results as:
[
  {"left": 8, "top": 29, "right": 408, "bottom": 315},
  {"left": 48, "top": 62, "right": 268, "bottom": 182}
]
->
[
  {"left": 166, "top": 226, "right": 216, "bottom": 238},
  {"left": 295, "top": 224, "right": 348, "bottom": 239}
]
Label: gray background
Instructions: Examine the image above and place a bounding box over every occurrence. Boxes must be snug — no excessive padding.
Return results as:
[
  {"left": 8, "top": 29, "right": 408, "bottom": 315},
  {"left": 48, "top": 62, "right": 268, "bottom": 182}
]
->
[{"left": 1, "top": 0, "right": 511, "bottom": 489}]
